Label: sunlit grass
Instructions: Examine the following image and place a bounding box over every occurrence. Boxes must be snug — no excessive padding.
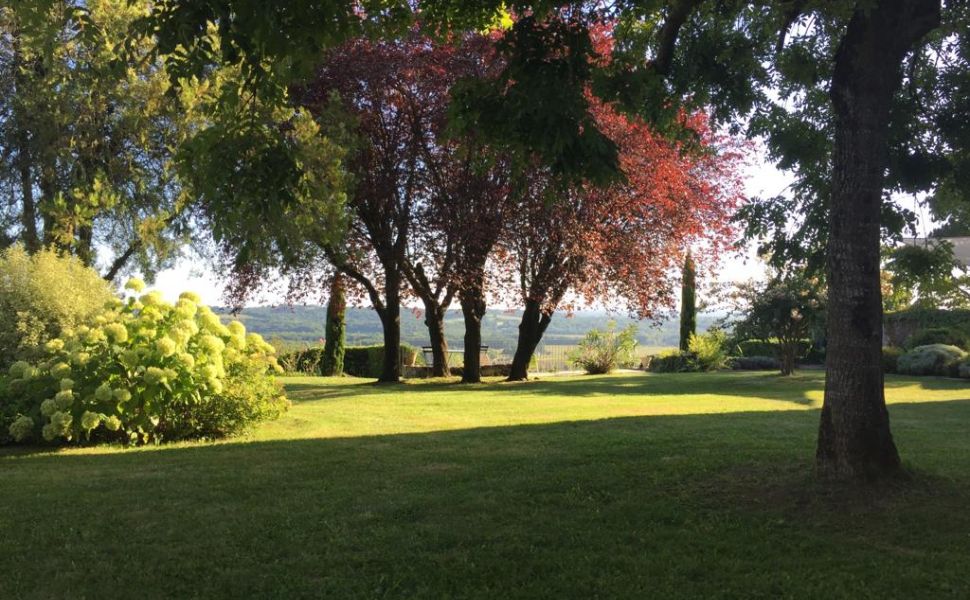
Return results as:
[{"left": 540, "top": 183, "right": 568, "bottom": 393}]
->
[{"left": 2, "top": 370, "right": 970, "bottom": 598}]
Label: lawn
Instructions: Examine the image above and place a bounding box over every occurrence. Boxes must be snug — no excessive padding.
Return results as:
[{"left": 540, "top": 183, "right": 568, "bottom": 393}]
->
[{"left": 2, "top": 371, "right": 970, "bottom": 598}]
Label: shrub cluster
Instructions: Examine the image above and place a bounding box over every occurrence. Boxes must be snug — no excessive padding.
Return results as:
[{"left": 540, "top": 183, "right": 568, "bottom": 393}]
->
[
  {"left": 569, "top": 323, "right": 638, "bottom": 375},
  {"left": 0, "top": 246, "right": 114, "bottom": 367},
  {"left": 896, "top": 344, "right": 966, "bottom": 377},
  {"left": 2, "top": 279, "right": 287, "bottom": 445},
  {"left": 648, "top": 331, "right": 728, "bottom": 373}
]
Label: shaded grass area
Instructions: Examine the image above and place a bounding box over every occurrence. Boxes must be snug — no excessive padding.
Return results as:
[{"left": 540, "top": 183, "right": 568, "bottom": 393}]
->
[{"left": 2, "top": 371, "right": 970, "bottom": 598}]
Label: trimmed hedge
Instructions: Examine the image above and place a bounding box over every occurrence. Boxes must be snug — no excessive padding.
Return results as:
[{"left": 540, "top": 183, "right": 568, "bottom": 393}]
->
[
  {"left": 729, "top": 355, "right": 781, "bottom": 370},
  {"left": 281, "top": 344, "right": 421, "bottom": 378},
  {"left": 733, "top": 339, "right": 824, "bottom": 364},
  {"left": 648, "top": 351, "right": 696, "bottom": 373},
  {"left": 904, "top": 327, "right": 970, "bottom": 351},
  {"left": 885, "top": 308, "right": 970, "bottom": 347}
]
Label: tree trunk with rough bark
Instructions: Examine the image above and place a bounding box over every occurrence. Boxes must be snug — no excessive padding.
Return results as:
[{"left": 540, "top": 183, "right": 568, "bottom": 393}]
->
[
  {"left": 378, "top": 270, "right": 402, "bottom": 383},
  {"left": 817, "top": 0, "right": 940, "bottom": 480},
  {"left": 459, "top": 288, "right": 486, "bottom": 384},
  {"left": 423, "top": 302, "right": 450, "bottom": 377},
  {"left": 507, "top": 299, "right": 553, "bottom": 381}
]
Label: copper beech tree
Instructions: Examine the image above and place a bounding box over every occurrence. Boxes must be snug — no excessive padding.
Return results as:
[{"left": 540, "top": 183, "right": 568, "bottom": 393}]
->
[{"left": 502, "top": 102, "right": 744, "bottom": 381}]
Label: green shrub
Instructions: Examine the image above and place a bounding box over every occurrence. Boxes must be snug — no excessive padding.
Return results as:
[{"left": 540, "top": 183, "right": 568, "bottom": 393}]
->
[
  {"left": 1, "top": 280, "right": 287, "bottom": 445},
  {"left": 648, "top": 350, "right": 695, "bottom": 373},
  {"left": 896, "top": 344, "right": 966, "bottom": 376},
  {"left": 729, "top": 355, "right": 781, "bottom": 370},
  {"left": 0, "top": 246, "right": 114, "bottom": 367},
  {"left": 882, "top": 346, "right": 904, "bottom": 374},
  {"left": 955, "top": 357, "right": 970, "bottom": 379},
  {"left": 904, "top": 327, "right": 970, "bottom": 350},
  {"left": 687, "top": 330, "right": 729, "bottom": 371},
  {"left": 569, "top": 322, "right": 639, "bottom": 375}
]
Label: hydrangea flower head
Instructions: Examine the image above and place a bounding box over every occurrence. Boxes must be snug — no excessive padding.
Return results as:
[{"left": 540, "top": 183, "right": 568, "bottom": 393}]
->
[
  {"left": 51, "top": 362, "right": 71, "bottom": 379},
  {"left": 95, "top": 383, "right": 113, "bottom": 402},
  {"left": 8, "top": 360, "right": 30, "bottom": 379},
  {"left": 8, "top": 415, "right": 34, "bottom": 442},
  {"left": 156, "top": 336, "right": 177, "bottom": 357},
  {"left": 80, "top": 411, "right": 102, "bottom": 431},
  {"left": 143, "top": 367, "right": 167, "bottom": 385},
  {"left": 125, "top": 277, "right": 146, "bottom": 293},
  {"left": 54, "top": 389, "right": 74, "bottom": 410},
  {"left": 40, "top": 398, "right": 57, "bottom": 417},
  {"left": 104, "top": 322, "right": 129, "bottom": 343}
]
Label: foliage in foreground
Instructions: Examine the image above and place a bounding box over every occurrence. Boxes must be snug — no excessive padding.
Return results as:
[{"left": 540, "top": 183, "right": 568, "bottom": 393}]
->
[
  {"left": 0, "top": 246, "right": 115, "bottom": 367},
  {"left": 569, "top": 323, "right": 638, "bottom": 375},
  {"left": 2, "top": 279, "right": 287, "bottom": 445}
]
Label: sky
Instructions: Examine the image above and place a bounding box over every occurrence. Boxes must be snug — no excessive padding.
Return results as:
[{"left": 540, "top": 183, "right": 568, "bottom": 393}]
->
[{"left": 144, "top": 149, "right": 795, "bottom": 308}]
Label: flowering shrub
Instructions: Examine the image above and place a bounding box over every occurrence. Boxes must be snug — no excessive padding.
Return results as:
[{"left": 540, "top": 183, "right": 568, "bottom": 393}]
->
[{"left": 2, "top": 280, "right": 287, "bottom": 444}]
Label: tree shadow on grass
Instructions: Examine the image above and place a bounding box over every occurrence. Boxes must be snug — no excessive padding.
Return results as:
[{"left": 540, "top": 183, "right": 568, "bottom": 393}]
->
[{"left": 3, "top": 401, "right": 970, "bottom": 597}]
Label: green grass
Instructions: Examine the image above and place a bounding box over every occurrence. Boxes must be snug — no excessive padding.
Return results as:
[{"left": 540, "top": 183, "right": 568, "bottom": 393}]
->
[{"left": 3, "top": 371, "right": 970, "bottom": 598}]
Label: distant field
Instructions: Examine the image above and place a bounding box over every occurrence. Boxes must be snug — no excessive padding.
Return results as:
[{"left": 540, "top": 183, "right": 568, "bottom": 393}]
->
[{"left": 3, "top": 371, "right": 970, "bottom": 598}]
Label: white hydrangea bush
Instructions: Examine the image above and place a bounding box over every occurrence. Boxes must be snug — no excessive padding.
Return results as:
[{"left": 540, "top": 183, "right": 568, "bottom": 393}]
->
[{"left": 2, "top": 280, "right": 287, "bottom": 444}]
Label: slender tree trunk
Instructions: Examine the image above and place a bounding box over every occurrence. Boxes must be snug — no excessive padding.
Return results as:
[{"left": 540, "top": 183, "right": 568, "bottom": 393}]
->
[
  {"left": 16, "top": 135, "right": 39, "bottom": 252},
  {"left": 459, "top": 288, "right": 486, "bottom": 384},
  {"left": 817, "top": 0, "right": 940, "bottom": 480},
  {"left": 679, "top": 252, "right": 696, "bottom": 352},
  {"left": 321, "top": 274, "right": 346, "bottom": 376},
  {"left": 422, "top": 301, "right": 450, "bottom": 377},
  {"left": 12, "top": 34, "right": 40, "bottom": 253},
  {"left": 780, "top": 343, "right": 795, "bottom": 376},
  {"left": 508, "top": 298, "right": 553, "bottom": 381},
  {"left": 379, "top": 270, "right": 402, "bottom": 383}
]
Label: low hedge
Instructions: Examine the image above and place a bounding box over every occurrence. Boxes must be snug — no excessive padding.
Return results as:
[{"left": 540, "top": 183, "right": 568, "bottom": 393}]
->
[
  {"left": 733, "top": 339, "right": 824, "bottom": 364},
  {"left": 648, "top": 351, "right": 696, "bottom": 373},
  {"left": 281, "top": 344, "right": 421, "bottom": 378},
  {"left": 729, "top": 355, "right": 781, "bottom": 370}
]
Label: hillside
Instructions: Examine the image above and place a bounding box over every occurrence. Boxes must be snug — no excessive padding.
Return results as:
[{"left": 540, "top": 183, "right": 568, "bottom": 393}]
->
[{"left": 218, "top": 305, "right": 720, "bottom": 354}]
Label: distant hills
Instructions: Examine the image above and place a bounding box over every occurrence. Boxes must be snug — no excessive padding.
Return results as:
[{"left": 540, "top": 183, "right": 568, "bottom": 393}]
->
[{"left": 218, "top": 305, "right": 720, "bottom": 354}]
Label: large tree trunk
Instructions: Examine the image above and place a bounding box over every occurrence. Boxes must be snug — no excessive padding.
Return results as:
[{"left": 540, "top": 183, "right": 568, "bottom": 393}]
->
[
  {"left": 459, "top": 288, "right": 486, "bottom": 384},
  {"left": 508, "top": 298, "right": 553, "bottom": 381},
  {"left": 817, "top": 0, "right": 940, "bottom": 480},
  {"left": 379, "top": 271, "right": 402, "bottom": 383},
  {"left": 422, "top": 301, "right": 450, "bottom": 377}
]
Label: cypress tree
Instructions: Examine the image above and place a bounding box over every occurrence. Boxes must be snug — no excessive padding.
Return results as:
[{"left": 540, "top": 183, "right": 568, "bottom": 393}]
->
[
  {"left": 321, "top": 274, "right": 346, "bottom": 376},
  {"left": 679, "top": 252, "right": 696, "bottom": 352}
]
